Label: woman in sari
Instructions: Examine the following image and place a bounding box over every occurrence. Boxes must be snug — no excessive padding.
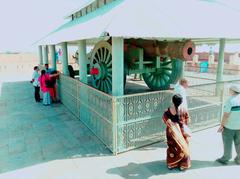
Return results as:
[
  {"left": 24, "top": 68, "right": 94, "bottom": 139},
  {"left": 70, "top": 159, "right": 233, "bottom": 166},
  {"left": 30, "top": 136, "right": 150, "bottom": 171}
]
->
[
  {"left": 38, "top": 70, "right": 60, "bottom": 105},
  {"left": 38, "top": 70, "right": 51, "bottom": 106},
  {"left": 162, "top": 94, "right": 191, "bottom": 171}
]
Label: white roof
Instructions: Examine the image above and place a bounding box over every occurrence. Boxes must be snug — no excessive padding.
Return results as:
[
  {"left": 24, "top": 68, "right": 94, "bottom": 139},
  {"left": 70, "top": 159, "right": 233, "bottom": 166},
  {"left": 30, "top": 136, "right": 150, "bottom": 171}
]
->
[
  {"left": 63, "top": 0, "right": 95, "bottom": 19},
  {"left": 38, "top": 0, "right": 240, "bottom": 45}
]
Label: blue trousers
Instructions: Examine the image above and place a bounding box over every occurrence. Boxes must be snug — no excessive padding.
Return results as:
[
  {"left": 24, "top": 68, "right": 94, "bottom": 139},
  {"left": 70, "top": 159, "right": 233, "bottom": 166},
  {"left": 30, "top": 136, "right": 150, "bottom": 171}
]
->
[{"left": 43, "top": 92, "right": 51, "bottom": 105}]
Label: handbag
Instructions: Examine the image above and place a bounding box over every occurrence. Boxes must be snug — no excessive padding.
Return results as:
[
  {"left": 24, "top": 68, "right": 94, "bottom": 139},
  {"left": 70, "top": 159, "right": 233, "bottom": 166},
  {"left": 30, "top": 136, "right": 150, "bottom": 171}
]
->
[{"left": 182, "top": 124, "right": 192, "bottom": 137}]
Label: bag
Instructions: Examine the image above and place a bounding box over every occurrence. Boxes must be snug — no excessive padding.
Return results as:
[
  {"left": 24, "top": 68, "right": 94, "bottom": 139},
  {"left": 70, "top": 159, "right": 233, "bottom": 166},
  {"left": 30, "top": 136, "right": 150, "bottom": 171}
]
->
[
  {"left": 45, "top": 79, "right": 54, "bottom": 88},
  {"left": 183, "top": 124, "right": 192, "bottom": 137}
]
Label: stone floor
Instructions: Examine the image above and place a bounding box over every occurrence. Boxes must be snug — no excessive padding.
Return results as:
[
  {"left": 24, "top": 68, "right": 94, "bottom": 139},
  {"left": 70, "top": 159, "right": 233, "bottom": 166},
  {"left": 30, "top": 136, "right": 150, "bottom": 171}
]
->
[
  {"left": 0, "top": 76, "right": 240, "bottom": 178},
  {"left": 0, "top": 80, "right": 111, "bottom": 175}
]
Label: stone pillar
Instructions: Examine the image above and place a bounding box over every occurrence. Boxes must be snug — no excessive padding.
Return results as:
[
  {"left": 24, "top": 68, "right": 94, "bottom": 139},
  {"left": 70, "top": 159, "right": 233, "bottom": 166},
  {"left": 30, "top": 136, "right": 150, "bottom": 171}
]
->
[
  {"left": 216, "top": 38, "right": 225, "bottom": 96},
  {"left": 49, "top": 45, "right": 57, "bottom": 70},
  {"left": 61, "top": 42, "right": 69, "bottom": 75},
  {"left": 181, "top": 61, "right": 185, "bottom": 78},
  {"left": 42, "top": 45, "right": 48, "bottom": 64},
  {"left": 112, "top": 37, "right": 124, "bottom": 96},
  {"left": 38, "top": 45, "right": 43, "bottom": 65},
  {"left": 78, "top": 40, "right": 87, "bottom": 83}
]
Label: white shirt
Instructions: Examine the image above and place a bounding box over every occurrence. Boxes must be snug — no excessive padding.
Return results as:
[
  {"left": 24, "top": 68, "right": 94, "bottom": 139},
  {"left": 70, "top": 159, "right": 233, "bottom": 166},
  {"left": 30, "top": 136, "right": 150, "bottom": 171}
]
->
[
  {"left": 174, "top": 84, "right": 188, "bottom": 109},
  {"left": 223, "top": 95, "right": 240, "bottom": 130},
  {"left": 32, "top": 70, "right": 40, "bottom": 87}
]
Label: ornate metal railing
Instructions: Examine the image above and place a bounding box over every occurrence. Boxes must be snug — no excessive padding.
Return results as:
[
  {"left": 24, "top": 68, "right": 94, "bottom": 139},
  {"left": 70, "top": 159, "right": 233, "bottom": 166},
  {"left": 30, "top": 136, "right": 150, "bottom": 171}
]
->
[
  {"left": 114, "top": 91, "right": 173, "bottom": 152},
  {"left": 59, "top": 75, "right": 114, "bottom": 152},
  {"left": 114, "top": 82, "right": 225, "bottom": 153},
  {"left": 59, "top": 75, "right": 240, "bottom": 154}
]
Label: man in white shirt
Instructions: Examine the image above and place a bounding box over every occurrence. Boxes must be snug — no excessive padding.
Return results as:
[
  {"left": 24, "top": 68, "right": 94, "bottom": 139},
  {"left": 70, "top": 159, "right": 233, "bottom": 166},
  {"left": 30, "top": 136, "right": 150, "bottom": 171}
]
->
[
  {"left": 31, "top": 66, "right": 40, "bottom": 102},
  {"left": 174, "top": 78, "right": 189, "bottom": 111}
]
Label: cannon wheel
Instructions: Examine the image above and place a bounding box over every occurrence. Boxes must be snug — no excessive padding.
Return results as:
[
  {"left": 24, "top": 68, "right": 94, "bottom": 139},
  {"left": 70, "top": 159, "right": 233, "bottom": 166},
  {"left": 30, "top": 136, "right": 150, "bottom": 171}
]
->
[
  {"left": 90, "top": 41, "right": 113, "bottom": 94},
  {"left": 142, "top": 58, "right": 183, "bottom": 90}
]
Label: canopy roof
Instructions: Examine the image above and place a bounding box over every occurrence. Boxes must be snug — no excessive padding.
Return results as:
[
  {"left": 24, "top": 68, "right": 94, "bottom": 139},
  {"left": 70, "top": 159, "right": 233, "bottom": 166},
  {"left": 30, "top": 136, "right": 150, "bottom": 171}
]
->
[{"left": 38, "top": 0, "right": 240, "bottom": 45}]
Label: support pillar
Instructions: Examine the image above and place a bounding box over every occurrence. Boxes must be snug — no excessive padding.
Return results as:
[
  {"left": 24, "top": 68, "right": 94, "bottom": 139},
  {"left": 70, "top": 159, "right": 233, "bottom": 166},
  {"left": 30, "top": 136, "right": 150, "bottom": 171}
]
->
[
  {"left": 49, "top": 45, "right": 57, "bottom": 70},
  {"left": 61, "top": 42, "right": 69, "bottom": 75},
  {"left": 38, "top": 45, "right": 43, "bottom": 65},
  {"left": 216, "top": 38, "right": 225, "bottom": 96},
  {"left": 42, "top": 45, "right": 48, "bottom": 64},
  {"left": 181, "top": 61, "right": 185, "bottom": 78},
  {"left": 112, "top": 37, "right": 124, "bottom": 96},
  {"left": 78, "top": 40, "right": 87, "bottom": 83}
]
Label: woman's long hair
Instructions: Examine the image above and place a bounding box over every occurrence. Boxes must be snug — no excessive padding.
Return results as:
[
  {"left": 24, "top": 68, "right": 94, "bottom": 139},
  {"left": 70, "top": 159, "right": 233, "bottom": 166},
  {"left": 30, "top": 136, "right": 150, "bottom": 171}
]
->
[
  {"left": 41, "top": 69, "right": 46, "bottom": 76},
  {"left": 172, "top": 94, "right": 183, "bottom": 118}
]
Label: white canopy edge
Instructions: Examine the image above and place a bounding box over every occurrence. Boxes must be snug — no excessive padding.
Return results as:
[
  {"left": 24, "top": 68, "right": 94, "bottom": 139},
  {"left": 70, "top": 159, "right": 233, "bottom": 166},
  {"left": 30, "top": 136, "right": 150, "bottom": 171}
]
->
[
  {"left": 63, "top": 0, "right": 95, "bottom": 19},
  {"left": 37, "top": 0, "right": 240, "bottom": 46}
]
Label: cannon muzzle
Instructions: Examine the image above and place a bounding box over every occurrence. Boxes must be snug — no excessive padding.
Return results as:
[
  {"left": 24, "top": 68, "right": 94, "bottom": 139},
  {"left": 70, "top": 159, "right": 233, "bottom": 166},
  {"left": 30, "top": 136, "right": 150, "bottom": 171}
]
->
[{"left": 126, "top": 39, "right": 195, "bottom": 61}]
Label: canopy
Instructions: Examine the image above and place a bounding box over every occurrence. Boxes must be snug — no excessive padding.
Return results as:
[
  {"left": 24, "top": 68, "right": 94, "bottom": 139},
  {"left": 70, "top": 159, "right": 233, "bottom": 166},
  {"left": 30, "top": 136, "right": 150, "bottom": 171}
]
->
[{"left": 38, "top": 0, "right": 240, "bottom": 45}]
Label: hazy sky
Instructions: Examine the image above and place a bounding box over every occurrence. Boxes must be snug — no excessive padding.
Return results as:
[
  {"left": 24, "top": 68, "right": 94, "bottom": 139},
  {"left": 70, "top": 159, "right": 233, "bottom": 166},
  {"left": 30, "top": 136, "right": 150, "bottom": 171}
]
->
[
  {"left": 0, "top": 0, "right": 240, "bottom": 53},
  {"left": 0, "top": 0, "right": 89, "bottom": 52}
]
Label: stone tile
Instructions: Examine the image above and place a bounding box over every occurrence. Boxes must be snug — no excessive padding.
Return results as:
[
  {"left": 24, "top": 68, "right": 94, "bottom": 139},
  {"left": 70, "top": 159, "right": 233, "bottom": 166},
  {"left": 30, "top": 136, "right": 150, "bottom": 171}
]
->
[
  {"left": 9, "top": 141, "right": 26, "bottom": 155},
  {"left": 0, "top": 145, "right": 9, "bottom": 158},
  {"left": 9, "top": 129, "right": 24, "bottom": 139},
  {"left": 60, "top": 136, "right": 81, "bottom": 150},
  {"left": 65, "top": 147, "right": 88, "bottom": 159},
  {"left": 26, "top": 150, "right": 44, "bottom": 164},
  {"left": 41, "top": 140, "right": 65, "bottom": 160},
  {"left": 0, "top": 138, "right": 9, "bottom": 148},
  {"left": 0, "top": 129, "right": 9, "bottom": 138}
]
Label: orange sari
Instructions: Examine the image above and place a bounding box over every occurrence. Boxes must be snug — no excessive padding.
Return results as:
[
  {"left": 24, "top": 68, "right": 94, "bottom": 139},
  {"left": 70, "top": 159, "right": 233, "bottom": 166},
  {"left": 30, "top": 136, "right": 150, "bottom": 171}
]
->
[{"left": 162, "top": 108, "right": 191, "bottom": 170}]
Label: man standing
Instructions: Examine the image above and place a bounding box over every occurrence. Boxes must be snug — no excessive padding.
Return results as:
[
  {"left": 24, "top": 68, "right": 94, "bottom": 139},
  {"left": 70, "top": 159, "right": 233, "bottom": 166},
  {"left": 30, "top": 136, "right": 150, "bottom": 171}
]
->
[
  {"left": 174, "top": 78, "right": 189, "bottom": 111},
  {"left": 31, "top": 66, "right": 40, "bottom": 102},
  {"left": 217, "top": 84, "right": 240, "bottom": 165},
  {"left": 44, "top": 63, "right": 53, "bottom": 74}
]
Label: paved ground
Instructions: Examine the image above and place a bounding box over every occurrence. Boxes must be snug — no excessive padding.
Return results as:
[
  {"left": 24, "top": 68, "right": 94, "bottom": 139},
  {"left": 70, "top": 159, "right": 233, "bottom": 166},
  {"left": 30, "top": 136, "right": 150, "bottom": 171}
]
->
[{"left": 0, "top": 76, "right": 240, "bottom": 178}]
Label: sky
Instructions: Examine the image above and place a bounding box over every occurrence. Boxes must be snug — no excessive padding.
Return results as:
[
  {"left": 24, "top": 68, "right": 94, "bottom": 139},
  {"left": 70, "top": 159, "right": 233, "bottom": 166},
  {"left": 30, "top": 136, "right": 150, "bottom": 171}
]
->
[
  {"left": 0, "top": 0, "right": 89, "bottom": 53},
  {"left": 0, "top": 0, "right": 240, "bottom": 53}
]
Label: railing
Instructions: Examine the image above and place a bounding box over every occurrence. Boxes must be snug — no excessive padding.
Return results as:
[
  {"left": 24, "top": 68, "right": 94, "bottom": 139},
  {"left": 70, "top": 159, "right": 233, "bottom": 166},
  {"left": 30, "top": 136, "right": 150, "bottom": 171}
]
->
[
  {"left": 114, "top": 91, "right": 172, "bottom": 152},
  {"left": 114, "top": 81, "right": 228, "bottom": 153},
  {"left": 59, "top": 74, "right": 240, "bottom": 154},
  {"left": 59, "top": 75, "right": 114, "bottom": 152}
]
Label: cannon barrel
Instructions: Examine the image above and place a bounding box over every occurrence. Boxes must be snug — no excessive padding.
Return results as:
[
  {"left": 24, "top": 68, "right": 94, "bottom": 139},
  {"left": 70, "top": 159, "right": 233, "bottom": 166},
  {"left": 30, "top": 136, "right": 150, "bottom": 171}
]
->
[{"left": 125, "top": 39, "right": 195, "bottom": 61}]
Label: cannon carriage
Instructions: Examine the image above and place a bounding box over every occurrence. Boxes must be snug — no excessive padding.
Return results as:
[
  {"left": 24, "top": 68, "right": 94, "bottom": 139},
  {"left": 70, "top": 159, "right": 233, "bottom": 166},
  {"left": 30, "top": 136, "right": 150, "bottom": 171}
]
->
[{"left": 89, "top": 39, "right": 195, "bottom": 94}]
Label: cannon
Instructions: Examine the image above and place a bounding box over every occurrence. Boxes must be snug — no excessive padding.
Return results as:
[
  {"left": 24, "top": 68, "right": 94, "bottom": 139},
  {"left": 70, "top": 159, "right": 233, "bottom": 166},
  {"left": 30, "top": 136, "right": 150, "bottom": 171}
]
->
[{"left": 89, "top": 39, "right": 195, "bottom": 94}]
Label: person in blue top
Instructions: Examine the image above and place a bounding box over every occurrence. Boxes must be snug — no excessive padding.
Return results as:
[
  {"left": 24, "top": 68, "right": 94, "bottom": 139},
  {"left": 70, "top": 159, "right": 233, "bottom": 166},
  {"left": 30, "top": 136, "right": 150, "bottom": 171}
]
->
[
  {"left": 44, "top": 63, "right": 53, "bottom": 74},
  {"left": 217, "top": 84, "right": 240, "bottom": 165}
]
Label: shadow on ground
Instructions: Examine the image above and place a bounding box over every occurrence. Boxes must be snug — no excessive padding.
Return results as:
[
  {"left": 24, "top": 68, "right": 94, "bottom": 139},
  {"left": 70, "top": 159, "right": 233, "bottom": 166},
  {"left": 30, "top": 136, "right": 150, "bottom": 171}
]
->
[
  {"left": 106, "top": 160, "right": 237, "bottom": 179},
  {"left": 0, "top": 81, "right": 111, "bottom": 173}
]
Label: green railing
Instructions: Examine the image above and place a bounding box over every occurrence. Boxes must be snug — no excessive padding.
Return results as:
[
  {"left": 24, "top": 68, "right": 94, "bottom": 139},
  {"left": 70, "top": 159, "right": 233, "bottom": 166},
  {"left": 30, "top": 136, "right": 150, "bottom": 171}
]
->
[
  {"left": 114, "top": 91, "right": 172, "bottom": 153},
  {"left": 59, "top": 74, "right": 240, "bottom": 154},
  {"left": 59, "top": 75, "right": 114, "bottom": 152}
]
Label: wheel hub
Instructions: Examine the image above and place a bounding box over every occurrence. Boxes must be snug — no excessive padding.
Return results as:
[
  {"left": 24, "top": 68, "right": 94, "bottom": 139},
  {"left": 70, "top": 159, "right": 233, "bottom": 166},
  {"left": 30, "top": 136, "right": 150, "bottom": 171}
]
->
[{"left": 92, "top": 62, "right": 108, "bottom": 80}]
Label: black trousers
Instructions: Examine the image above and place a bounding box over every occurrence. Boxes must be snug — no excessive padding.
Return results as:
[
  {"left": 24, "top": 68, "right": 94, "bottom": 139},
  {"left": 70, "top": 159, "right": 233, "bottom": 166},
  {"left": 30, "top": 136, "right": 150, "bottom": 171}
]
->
[{"left": 34, "top": 86, "right": 40, "bottom": 102}]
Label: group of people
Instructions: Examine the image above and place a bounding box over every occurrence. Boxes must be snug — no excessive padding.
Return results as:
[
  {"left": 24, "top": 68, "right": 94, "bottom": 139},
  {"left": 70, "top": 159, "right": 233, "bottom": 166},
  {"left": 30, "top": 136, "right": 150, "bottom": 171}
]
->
[
  {"left": 162, "top": 78, "right": 240, "bottom": 171},
  {"left": 31, "top": 64, "right": 60, "bottom": 106}
]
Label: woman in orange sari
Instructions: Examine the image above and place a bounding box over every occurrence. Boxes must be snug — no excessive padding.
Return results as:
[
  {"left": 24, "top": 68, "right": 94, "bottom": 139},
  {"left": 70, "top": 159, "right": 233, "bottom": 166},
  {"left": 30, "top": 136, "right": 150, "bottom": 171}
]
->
[{"left": 162, "top": 94, "right": 191, "bottom": 171}]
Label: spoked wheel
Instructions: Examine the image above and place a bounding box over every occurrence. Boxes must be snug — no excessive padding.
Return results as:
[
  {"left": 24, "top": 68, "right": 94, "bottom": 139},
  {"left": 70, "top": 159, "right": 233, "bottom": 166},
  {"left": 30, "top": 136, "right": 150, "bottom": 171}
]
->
[
  {"left": 142, "top": 58, "right": 183, "bottom": 90},
  {"left": 90, "top": 41, "right": 112, "bottom": 94}
]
